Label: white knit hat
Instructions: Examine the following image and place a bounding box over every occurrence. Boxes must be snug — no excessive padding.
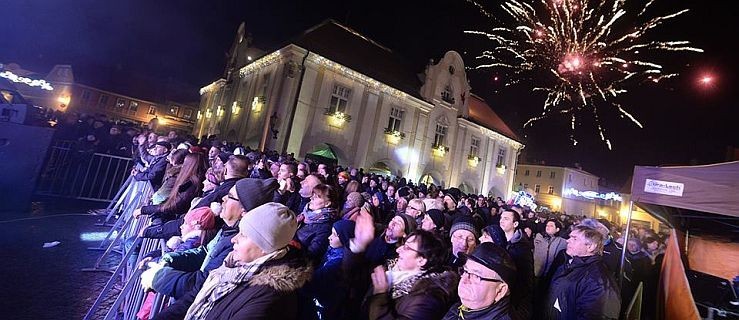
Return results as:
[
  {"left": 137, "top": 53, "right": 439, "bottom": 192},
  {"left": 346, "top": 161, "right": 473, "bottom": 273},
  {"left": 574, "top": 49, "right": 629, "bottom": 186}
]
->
[{"left": 239, "top": 202, "right": 298, "bottom": 253}]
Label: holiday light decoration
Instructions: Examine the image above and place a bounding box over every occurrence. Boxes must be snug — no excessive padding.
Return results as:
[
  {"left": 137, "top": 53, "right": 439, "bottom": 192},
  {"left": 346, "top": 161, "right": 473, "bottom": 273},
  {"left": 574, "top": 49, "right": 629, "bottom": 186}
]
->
[
  {"left": 513, "top": 190, "right": 538, "bottom": 210},
  {"left": 0, "top": 71, "right": 54, "bottom": 90},
  {"left": 563, "top": 187, "right": 622, "bottom": 201},
  {"left": 464, "top": 0, "right": 702, "bottom": 149}
]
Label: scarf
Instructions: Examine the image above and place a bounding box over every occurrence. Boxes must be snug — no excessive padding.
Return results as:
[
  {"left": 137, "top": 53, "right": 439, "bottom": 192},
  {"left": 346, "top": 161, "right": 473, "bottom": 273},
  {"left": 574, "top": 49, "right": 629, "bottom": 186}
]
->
[
  {"left": 384, "top": 258, "right": 434, "bottom": 300},
  {"left": 303, "top": 207, "right": 336, "bottom": 224},
  {"left": 184, "top": 247, "right": 288, "bottom": 320}
]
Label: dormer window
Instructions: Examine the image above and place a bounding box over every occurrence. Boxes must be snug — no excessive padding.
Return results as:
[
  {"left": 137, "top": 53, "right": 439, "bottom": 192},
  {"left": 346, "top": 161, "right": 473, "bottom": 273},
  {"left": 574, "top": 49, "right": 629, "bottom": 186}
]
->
[{"left": 441, "top": 84, "right": 455, "bottom": 104}]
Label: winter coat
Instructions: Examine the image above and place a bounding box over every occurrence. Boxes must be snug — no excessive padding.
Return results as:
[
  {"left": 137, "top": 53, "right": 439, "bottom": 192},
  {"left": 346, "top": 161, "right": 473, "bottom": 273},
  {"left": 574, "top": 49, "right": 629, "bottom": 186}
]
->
[
  {"left": 506, "top": 230, "right": 534, "bottom": 320},
  {"left": 295, "top": 220, "right": 334, "bottom": 264},
  {"left": 154, "top": 247, "right": 313, "bottom": 320},
  {"left": 545, "top": 255, "right": 621, "bottom": 320},
  {"left": 533, "top": 233, "right": 567, "bottom": 277},
  {"left": 134, "top": 145, "right": 168, "bottom": 191},
  {"left": 367, "top": 270, "right": 459, "bottom": 320},
  {"left": 151, "top": 165, "right": 182, "bottom": 205},
  {"left": 140, "top": 180, "right": 200, "bottom": 222},
  {"left": 152, "top": 224, "right": 238, "bottom": 299},
  {"left": 442, "top": 296, "right": 516, "bottom": 320},
  {"left": 303, "top": 247, "right": 350, "bottom": 320}
]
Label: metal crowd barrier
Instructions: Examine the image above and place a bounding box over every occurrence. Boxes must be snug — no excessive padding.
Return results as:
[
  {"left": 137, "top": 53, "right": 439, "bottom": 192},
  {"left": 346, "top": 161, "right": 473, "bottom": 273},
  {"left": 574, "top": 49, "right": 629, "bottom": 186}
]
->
[
  {"left": 83, "top": 179, "right": 173, "bottom": 320},
  {"left": 36, "top": 140, "right": 134, "bottom": 202}
]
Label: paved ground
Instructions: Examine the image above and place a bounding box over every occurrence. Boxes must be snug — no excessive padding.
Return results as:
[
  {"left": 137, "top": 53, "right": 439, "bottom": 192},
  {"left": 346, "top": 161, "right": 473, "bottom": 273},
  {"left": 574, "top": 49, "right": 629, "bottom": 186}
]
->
[{"left": 0, "top": 198, "right": 120, "bottom": 319}]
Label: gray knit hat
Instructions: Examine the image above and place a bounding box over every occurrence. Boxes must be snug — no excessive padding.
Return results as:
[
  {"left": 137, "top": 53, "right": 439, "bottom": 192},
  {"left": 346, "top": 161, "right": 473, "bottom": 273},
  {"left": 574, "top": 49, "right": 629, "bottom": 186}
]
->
[
  {"left": 239, "top": 202, "right": 298, "bottom": 253},
  {"left": 450, "top": 216, "right": 479, "bottom": 238}
]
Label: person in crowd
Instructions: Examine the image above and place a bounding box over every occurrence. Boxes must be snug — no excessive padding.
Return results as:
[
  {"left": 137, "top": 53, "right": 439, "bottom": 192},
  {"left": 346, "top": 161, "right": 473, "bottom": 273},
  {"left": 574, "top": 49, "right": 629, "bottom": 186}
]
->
[
  {"left": 341, "top": 191, "right": 365, "bottom": 221},
  {"left": 274, "top": 162, "right": 302, "bottom": 213},
  {"left": 362, "top": 211, "right": 416, "bottom": 267},
  {"left": 365, "top": 229, "right": 459, "bottom": 320},
  {"left": 345, "top": 180, "right": 360, "bottom": 195},
  {"left": 140, "top": 178, "right": 278, "bottom": 308},
  {"left": 296, "top": 184, "right": 339, "bottom": 265},
  {"left": 405, "top": 198, "right": 426, "bottom": 226},
  {"left": 443, "top": 242, "right": 517, "bottom": 319},
  {"left": 545, "top": 225, "right": 621, "bottom": 319},
  {"left": 534, "top": 219, "right": 567, "bottom": 278},
  {"left": 394, "top": 196, "right": 408, "bottom": 216},
  {"left": 420, "top": 208, "right": 447, "bottom": 236},
  {"left": 133, "top": 152, "right": 207, "bottom": 223},
  {"left": 304, "top": 219, "right": 356, "bottom": 320},
  {"left": 625, "top": 237, "right": 652, "bottom": 287},
  {"left": 132, "top": 138, "right": 170, "bottom": 191},
  {"left": 479, "top": 224, "right": 508, "bottom": 248},
  {"left": 448, "top": 217, "right": 479, "bottom": 269},
  {"left": 149, "top": 149, "right": 188, "bottom": 205},
  {"left": 499, "top": 208, "right": 534, "bottom": 319},
  {"left": 179, "top": 202, "right": 310, "bottom": 319},
  {"left": 337, "top": 171, "right": 350, "bottom": 192},
  {"left": 297, "top": 174, "right": 324, "bottom": 213}
]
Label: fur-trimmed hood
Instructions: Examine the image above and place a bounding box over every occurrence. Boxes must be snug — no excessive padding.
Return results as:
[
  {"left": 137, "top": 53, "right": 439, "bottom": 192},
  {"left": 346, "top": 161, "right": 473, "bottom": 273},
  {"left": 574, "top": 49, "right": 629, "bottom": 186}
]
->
[{"left": 248, "top": 250, "right": 313, "bottom": 292}]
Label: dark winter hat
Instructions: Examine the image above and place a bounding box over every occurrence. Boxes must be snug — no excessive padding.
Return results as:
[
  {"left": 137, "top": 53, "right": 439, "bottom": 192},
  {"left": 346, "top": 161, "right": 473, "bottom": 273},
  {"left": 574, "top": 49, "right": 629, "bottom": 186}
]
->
[
  {"left": 332, "top": 219, "right": 356, "bottom": 247},
  {"left": 482, "top": 225, "right": 508, "bottom": 248},
  {"left": 396, "top": 213, "right": 418, "bottom": 236},
  {"left": 425, "top": 209, "right": 445, "bottom": 230},
  {"left": 397, "top": 186, "right": 413, "bottom": 200},
  {"left": 217, "top": 152, "right": 232, "bottom": 164},
  {"left": 234, "top": 178, "right": 279, "bottom": 212},
  {"left": 445, "top": 187, "right": 462, "bottom": 205},
  {"left": 461, "top": 242, "right": 517, "bottom": 285},
  {"left": 450, "top": 216, "right": 479, "bottom": 238},
  {"left": 154, "top": 141, "right": 171, "bottom": 150},
  {"left": 373, "top": 191, "right": 385, "bottom": 203}
]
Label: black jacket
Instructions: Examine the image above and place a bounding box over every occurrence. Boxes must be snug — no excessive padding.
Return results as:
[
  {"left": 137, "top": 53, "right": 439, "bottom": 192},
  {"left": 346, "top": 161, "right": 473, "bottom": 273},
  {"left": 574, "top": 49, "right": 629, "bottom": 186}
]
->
[
  {"left": 193, "top": 177, "right": 241, "bottom": 209},
  {"left": 506, "top": 230, "right": 534, "bottom": 320},
  {"left": 140, "top": 180, "right": 200, "bottom": 222},
  {"left": 367, "top": 270, "right": 459, "bottom": 320},
  {"left": 545, "top": 255, "right": 621, "bottom": 320},
  {"left": 134, "top": 146, "right": 168, "bottom": 191}
]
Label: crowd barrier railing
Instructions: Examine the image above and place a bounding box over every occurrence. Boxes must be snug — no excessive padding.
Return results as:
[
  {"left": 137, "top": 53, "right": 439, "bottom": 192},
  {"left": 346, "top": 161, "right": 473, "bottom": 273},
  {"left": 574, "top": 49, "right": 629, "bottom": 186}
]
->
[{"left": 36, "top": 140, "right": 134, "bottom": 202}]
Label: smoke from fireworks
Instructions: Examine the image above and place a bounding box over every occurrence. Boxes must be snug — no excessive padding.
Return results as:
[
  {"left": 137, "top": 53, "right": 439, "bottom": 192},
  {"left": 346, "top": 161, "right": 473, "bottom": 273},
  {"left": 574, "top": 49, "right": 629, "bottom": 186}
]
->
[{"left": 464, "top": 0, "right": 702, "bottom": 149}]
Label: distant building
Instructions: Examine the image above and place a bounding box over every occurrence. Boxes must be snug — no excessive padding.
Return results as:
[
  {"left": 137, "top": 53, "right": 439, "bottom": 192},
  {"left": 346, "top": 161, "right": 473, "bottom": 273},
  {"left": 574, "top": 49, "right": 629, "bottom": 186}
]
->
[
  {"left": 0, "top": 63, "right": 196, "bottom": 132},
  {"left": 513, "top": 164, "right": 622, "bottom": 220},
  {"left": 195, "top": 20, "right": 524, "bottom": 196}
]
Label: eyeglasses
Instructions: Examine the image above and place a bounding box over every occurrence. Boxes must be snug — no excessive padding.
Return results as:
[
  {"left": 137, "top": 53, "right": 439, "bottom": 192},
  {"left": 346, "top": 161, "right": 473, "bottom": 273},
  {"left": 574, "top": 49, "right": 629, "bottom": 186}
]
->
[
  {"left": 407, "top": 207, "right": 423, "bottom": 212},
  {"left": 460, "top": 267, "right": 503, "bottom": 284},
  {"left": 399, "top": 243, "right": 421, "bottom": 253},
  {"left": 227, "top": 194, "right": 239, "bottom": 202}
]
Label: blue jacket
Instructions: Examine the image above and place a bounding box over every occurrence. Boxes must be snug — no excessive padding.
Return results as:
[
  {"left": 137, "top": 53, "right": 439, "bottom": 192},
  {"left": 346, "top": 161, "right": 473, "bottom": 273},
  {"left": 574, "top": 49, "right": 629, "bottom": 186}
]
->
[{"left": 545, "top": 255, "right": 621, "bottom": 319}]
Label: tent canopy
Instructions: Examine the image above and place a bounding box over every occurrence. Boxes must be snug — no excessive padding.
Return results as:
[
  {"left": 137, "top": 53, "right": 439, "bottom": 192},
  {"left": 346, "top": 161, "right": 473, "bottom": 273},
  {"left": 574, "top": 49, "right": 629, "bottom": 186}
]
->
[{"left": 631, "top": 161, "right": 739, "bottom": 237}]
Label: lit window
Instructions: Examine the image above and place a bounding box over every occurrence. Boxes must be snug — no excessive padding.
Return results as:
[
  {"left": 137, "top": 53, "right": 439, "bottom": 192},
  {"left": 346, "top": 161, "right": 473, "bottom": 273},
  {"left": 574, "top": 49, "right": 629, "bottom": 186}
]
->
[
  {"left": 548, "top": 186, "right": 554, "bottom": 194},
  {"left": 115, "top": 98, "right": 126, "bottom": 111},
  {"left": 386, "top": 107, "right": 404, "bottom": 132},
  {"left": 328, "top": 84, "right": 351, "bottom": 114},
  {"left": 169, "top": 105, "right": 179, "bottom": 115},
  {"left": 496, "top": 148, "right": 507, "bottom": 167},
  {"left": 182, "top": 109, "right": 193, "bottom": 119},
  {"left": 128, "top": 101, "right": 138, "bottom": 115},
  {"left": 148, "top": 106, "right": 156, "bottom": 115},
  {"left": 469, "top": 137, "right": 480, "bottom": 158},
  {"left": 433, "top": 123, "right": 448, "bottom": 147}
]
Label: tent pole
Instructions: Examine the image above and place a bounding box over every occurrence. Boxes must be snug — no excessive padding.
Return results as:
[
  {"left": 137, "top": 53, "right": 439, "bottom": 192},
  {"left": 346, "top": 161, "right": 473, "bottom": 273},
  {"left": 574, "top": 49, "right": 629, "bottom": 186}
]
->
[{"left": 618, "top": 201, "right": 634, "bottom": 291}]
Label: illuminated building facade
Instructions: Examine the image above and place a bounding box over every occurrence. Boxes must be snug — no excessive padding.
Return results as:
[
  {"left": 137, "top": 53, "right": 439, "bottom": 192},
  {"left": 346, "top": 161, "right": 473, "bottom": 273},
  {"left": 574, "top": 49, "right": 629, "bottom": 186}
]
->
[
  {"left": 0, "top": 63, "right": 196, "bottom": 131},
  {"left": 195, "top": 20, "right": 524, "bottom": 196}
]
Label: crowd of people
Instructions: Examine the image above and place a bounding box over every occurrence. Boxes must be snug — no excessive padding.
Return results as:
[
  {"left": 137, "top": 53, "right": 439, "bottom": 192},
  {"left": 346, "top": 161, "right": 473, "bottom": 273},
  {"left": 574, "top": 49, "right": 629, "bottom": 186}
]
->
[{"left": 73, "top": 118, "right": 669, "bottom": 320}]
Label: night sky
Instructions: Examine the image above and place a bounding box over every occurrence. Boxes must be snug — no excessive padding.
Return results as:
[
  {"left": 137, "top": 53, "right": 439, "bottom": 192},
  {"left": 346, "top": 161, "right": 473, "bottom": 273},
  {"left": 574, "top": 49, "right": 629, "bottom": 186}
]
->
[{"left": 5, "top": 0, "right": 738, "bottom": 186}]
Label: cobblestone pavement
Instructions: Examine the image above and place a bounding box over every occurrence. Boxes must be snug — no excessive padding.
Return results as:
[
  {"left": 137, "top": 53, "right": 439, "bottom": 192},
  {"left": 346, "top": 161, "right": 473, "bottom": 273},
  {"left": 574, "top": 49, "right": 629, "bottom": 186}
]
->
[{"left": 0, "top": 206, "right": 123, "bottom": 319}]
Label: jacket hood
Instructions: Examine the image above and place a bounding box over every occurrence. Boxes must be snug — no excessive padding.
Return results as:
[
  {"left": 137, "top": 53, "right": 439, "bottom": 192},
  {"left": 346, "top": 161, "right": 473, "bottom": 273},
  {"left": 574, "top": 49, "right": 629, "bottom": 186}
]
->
[{"left": 249, "top": 250, "right": 313, "bottom": 292}]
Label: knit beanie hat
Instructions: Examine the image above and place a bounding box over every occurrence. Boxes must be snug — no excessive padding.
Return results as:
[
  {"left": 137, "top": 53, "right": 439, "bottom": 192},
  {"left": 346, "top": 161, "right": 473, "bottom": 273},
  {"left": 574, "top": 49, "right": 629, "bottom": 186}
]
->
[
  {"left": 217, "top": 152, "right": 232, "bottom": 164},
  {"left": 235, "top": 178, "right": 279, "bottom": 212},
  {"left": 396, "top": 213, "right": 417, "bottom": 236},
  {"left": 397, "top": 186, "right": 413, "bottom": 200},
  {"left": 425, "top": 209, "right": 445, "bottom": 231},
  {"left": 332, "top": 219, "right": 356, "bottom": 247},
  {"left": 239, "top": 202, "right": 298, "bottom": 253},
  {"left": 445, "top": 188, "right": 462, "bottom": 206},
  {"left": 482, "top": 224, "right": 508, "bottom": 248},
  {"left": 450, "top": 216, "right": 479, "bottom": 238},
  {"left": 183, "top": 207, "right": 216, "bottom": 230}
]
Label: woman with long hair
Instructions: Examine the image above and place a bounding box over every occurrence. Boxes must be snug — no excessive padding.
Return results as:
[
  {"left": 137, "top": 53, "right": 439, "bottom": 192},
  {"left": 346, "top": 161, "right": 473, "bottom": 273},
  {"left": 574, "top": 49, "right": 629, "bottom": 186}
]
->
[
  {"left": 150, "top": 149, "right": 188, "bottom": 205},
  {"left": 135, "top": 152, "right": 207, "bottom": 223}
]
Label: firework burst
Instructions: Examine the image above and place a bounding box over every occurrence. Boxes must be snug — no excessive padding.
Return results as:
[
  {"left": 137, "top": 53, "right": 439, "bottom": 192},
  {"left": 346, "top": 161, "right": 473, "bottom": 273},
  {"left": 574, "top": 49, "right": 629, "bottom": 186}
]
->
[{"left": 464, "top": 0, "right": 702, "bottom": 149}]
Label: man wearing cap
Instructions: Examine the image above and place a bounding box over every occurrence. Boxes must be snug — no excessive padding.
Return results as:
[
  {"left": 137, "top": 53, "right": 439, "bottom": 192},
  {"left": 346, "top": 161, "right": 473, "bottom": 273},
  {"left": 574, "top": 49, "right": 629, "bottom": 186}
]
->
[
  {"left": 177, "top": 202, "right": 311, "bottom": 319},
  {"left": 142, "top": 178, "right": 278, "bottom": 314},
  {"left": 443, "top": 243, "right": 517, "bottom": 319},
  {"left": 448, "top": 217, "right": 479, "bottom": 269},
  {"left": 132, "top": 137, "right": 170, "bottom": 191}
]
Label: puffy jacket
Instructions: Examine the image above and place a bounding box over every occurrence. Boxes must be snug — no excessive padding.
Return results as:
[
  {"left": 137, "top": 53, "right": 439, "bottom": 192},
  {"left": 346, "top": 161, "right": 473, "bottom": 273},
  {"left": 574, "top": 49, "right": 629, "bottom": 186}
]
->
[
  {"left": 545, "top": 255, "right": 621, "bottom": 319},
  {"left": 533, "top": 233, "right": 567, "bottom": 277},
  {"left": 367, "top": 270, "right": 459, "bottom": 320},
  {"left": 295, "top": 220, "right": 334, "bottom": 264}
]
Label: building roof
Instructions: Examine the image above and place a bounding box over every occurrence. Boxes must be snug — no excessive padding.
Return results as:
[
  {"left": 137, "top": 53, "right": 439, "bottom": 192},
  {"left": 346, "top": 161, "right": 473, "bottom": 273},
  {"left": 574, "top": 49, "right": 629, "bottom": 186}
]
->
[
  {"left": 289, "top": 20, "right": 425, "bottom": 100},
  {"left": 466, "top": 94, "right": 522, "bottom": 142}
]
